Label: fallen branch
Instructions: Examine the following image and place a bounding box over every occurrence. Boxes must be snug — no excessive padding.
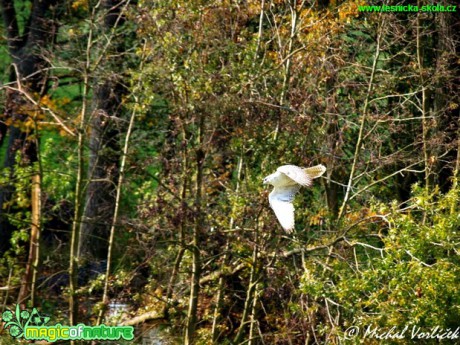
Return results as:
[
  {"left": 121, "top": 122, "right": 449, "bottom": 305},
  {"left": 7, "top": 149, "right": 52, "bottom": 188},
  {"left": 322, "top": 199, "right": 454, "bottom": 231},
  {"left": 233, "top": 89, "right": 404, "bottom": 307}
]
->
[
  {"left": 0, "top": 285, "right": 19, "bottom": 291},
  {"left": 199, "top": 262, "right": 247, "bottom": 285},
  {"left": 120, "top": 311, "right": 165, "bottom": 326}
]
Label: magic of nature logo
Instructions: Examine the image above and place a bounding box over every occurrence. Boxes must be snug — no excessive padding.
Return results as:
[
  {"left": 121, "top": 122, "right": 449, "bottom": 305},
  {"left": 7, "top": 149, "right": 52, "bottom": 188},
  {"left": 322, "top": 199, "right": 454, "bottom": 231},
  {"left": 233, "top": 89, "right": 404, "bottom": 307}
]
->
[{"left": 1, "top": 304, "right": 134, "bottom": 342}]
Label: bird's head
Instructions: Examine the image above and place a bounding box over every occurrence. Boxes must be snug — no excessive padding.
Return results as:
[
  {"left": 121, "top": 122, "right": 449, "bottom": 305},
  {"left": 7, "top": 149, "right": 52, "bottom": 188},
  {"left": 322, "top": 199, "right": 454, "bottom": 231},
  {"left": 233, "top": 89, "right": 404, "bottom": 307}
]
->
[{"left": 263, "top": 172, "right": 275, "bottom": 185}]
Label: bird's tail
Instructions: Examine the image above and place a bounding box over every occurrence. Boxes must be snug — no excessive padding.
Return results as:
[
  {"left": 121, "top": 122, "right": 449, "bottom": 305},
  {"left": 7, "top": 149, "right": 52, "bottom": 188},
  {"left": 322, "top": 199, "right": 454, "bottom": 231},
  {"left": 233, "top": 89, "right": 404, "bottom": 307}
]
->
[{"left": 303, "top": 164, "right": 326, "bottom": 179}]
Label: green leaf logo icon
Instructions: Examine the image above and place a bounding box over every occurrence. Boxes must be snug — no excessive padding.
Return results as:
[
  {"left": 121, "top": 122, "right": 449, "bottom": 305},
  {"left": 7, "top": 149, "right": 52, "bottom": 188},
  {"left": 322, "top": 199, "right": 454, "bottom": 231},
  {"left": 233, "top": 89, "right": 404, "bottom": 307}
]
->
[{"left": 1, "top": 310, "right": 13, "bottom": 322}]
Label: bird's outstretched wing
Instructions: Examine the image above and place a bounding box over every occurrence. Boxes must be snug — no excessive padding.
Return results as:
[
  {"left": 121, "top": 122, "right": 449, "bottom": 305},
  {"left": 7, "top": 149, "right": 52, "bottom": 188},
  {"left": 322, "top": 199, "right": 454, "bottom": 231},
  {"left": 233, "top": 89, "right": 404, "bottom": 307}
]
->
[
  {"left": 269, "top": 185, "right": 300, "bottom": 232},
  {"left": 303, "top": 164, "right": 327, "bottom": 179},
  {"left": 277, "top": 165, "right": 312, "bottom": 186},
  {"left": 277, "top": 164, "right": 325, "bottom": 187}
]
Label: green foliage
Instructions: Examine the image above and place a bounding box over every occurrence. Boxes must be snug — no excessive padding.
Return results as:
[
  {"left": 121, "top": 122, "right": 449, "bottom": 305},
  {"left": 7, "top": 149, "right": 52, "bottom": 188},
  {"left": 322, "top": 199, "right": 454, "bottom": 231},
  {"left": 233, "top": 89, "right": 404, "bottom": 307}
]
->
[
  {"left": 301, "top": 184, "right": 460, "bottom": 341},
  {"left": 13, "top": 0, "right": 32, "bottom": 35},
  {"left": 41, "top": 132, "right": 76, "bottom": 202}
]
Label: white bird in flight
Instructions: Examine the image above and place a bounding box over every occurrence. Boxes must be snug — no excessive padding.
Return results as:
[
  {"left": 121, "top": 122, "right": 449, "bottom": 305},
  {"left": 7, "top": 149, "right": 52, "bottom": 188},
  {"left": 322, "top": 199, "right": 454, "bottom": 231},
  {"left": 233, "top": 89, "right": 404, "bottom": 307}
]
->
[{"left": 263, "top": 164, "right": 326, "bottom": 232}]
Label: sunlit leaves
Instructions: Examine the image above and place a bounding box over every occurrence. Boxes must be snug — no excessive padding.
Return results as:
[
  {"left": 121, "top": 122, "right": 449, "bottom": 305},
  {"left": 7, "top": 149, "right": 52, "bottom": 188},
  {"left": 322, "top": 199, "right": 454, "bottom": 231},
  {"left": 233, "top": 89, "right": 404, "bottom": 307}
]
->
[
  {"left": 305, "top": 184, "right": 460, "bottom": 337},
  {"left": 71, "top": 0, "right": 89, "bottom": 12}
]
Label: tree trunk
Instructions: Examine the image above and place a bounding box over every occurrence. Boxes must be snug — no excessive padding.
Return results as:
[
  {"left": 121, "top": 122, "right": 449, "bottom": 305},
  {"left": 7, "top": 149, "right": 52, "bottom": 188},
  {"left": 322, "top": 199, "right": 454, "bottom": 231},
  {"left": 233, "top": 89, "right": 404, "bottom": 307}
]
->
[
  {"left": 274, "top": 0, "right": 300, "bottom": 141},
  {"left": 17, "top": 173, "right": 41, "bottom": 306},
  {"left": 184, "top": 115, "right": 205, "bottom": 345},
  {"left": 212, "top": 154, "right": 243, "bottom": 343},
  {"left": 79, "top": 0, "right": 128, "bottom": 260},
  {"left": 79, "top": 79, "right": 122, "bottom": 260},
  {"left": 234, "top": 230, "right": 260, "bottom": 344},
  {"left": 69, "top": 0, "right": 129, "bottom": 326},
  {"left": 0, "top": 0, "right": 56, "bottom": 301},
  {"left": 416, "top": 0, "right": 431, "bottom": 194}
]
